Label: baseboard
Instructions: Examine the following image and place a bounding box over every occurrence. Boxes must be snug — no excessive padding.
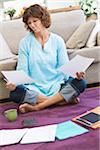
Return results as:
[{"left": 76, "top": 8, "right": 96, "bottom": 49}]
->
[
  {"left": 87, "top": 82, "right": 100, "bottom": 88},
  {"left": 0, "top": 98, "right": 12, "bottom": 103}
]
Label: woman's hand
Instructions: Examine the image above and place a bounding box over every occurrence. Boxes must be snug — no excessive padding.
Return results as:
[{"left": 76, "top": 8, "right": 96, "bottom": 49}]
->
[
  {"left": 5, "top": 82, "right": 16, "bottom": 91},
  {"left": 76, "top": 72, "right": 85, "bottom": 80}
]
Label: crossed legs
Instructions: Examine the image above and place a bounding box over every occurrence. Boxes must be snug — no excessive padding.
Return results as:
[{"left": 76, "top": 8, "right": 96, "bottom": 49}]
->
[
  {"left": 19, "top": 93, "right": 80, "bottom": 113},
  {"left": 10, "top": 78, "right": 86, "bottom": 113}
]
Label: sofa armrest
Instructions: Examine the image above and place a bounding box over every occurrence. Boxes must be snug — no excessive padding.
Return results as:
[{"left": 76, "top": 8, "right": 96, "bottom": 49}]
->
[
  {"left": 0, "top": 56, "right": 18, "bottom": 79},
  {"left": 69, "top": 46, "right": 100, "bottom": 63}
]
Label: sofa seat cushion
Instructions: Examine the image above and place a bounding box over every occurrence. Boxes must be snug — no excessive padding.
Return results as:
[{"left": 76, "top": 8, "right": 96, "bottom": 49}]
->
[
  {"left": 0, "top": 57, "right": 17, "bottom": 79},
  {"left": 68, "top": 46, "right": 100, "bottom": 63},
  {"left": 66, "top": 21, "right": 96, "bottom": 49},
  {"left": 0, "top": 80, "right": 10, "bottom": 99}
]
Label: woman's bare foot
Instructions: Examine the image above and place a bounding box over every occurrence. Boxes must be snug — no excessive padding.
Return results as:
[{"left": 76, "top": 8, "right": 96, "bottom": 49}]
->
[
  {"left": 19, "top": 96, "right": 49, "bottom": 113},
  {"left": 19, "top": 103, "right": 39, "bottom": 113},
  {"left": 58, "top": 97, "right": 80, "bottom": 106},
  {"left": 69, "top": 97, "right": 80, "bottom": 105}
]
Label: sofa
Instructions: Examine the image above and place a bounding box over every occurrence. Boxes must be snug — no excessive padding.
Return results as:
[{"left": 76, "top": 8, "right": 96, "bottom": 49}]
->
[{"left": 0, "top": 9, "right": 100, "bottom": 100}]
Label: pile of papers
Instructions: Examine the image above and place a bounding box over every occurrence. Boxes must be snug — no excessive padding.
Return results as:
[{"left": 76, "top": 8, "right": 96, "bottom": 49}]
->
[{"left": 0, "top": 121, "right": 89, "bottom": 146}]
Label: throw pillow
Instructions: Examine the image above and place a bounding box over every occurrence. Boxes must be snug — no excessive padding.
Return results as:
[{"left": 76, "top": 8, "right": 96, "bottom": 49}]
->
[
  {"left": 86, "top": 21, "right": 100, "bottom": 47},
  {"left": 97, "top": 32, "right": 100, "bottom": 46},
  {"left": 0, "top": 33, "right": 14, "bottom": 61},
  {"left": 0, "top": 19, "right": 27, "bottom": 55},
  {"left": 66, "top": 21, "right": 96, "bottom": 49}
]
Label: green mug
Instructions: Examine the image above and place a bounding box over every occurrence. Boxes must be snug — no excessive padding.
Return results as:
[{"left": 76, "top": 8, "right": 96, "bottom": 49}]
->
[{"left": 4, "top": 109, "right": 18, "bottom": 122}]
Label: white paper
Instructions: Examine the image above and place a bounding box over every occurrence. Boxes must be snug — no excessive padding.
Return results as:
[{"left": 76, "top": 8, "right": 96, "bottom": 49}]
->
[
  {"left": 1, "top": 70, "right": 35, "bottom": 85},
  {"left": 58, "top": 55, "right": 94, "bottom": 77},
  {"left": 20, "top": 124, "right": 57, "bottom": 144},
  {"left": 0, "top": 129, "right": 28, "bottom": 146}
]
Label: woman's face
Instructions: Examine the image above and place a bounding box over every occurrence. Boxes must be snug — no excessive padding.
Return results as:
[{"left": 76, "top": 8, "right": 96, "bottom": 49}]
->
[{"left": 27, "top": 16, "right": 44, "bottom": 33}]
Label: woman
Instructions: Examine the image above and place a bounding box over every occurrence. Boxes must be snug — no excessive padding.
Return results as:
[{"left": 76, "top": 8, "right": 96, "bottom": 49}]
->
[{"left": 6, "top": 4, "right": 87, "bottom": 113}]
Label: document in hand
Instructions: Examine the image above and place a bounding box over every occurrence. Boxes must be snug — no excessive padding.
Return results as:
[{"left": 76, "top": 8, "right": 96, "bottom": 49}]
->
[
  {"left": 1, "top": 70, "right": 34, "bottom": 85},
  {"left": 58, "top": 55, "right": 94, "bottom": 77}
]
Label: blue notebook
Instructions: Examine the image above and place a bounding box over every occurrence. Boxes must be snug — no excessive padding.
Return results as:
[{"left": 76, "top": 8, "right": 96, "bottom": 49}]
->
[{"left": 56, "top": 120, "right": 89, "bottom": 140}]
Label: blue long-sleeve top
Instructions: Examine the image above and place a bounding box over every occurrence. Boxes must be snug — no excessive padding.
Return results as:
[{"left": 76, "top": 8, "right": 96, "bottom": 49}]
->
[{"left": 17, "top": 32, "right": 69, "bottom": 96}]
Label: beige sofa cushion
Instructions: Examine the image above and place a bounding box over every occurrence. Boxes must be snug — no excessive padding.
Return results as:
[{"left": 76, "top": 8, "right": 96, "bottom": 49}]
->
[
  {"left": 66, "top": 21, "right": 96, "bottom": 49},
  {"left": 0, "top": 33, "right": 14, "bottom": 60},
  {"left": 49, "top": 10, "right": 85, "bottom": 41},
  {"left": 0, "top": 19, "right": 28, "bottom": 55},
  {"left": 86, "top": 21, "right": 100, "bottom": 47}
]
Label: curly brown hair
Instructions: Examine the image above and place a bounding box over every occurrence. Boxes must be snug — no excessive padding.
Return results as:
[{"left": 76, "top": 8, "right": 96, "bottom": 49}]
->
[{"left": 23, "top": 4, "right": 51, "bottom": 32}]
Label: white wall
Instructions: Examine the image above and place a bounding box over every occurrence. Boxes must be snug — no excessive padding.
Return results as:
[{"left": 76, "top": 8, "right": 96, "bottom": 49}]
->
[
  {"left": 1, "top": 0, "right": 80, "bottom": 21},
  {"left": 97, "top": 0, "right": 100, "bottom": 22}
]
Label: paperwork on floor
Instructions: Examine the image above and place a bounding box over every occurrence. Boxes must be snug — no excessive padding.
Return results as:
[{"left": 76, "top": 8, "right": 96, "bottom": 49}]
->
[
  {"left": 0, "top": 120, "right": 90, "bottom": 146},
  {"left": 20, "top": 124, "right": 57, "bottom": 144},
  {"left": 56, "top": 120, "right": 89, "bottom": 140},
  {"left": 0, "top": 129, "right": 28, "bottom": 146},
  {"left": 0, "top": 125, "right": 57, "bottom": 146}
]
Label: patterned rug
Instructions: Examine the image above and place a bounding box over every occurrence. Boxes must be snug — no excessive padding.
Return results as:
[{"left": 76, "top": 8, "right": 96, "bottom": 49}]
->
[{"left": 0, "top": 87, "right": 99, "bottom": 150}]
